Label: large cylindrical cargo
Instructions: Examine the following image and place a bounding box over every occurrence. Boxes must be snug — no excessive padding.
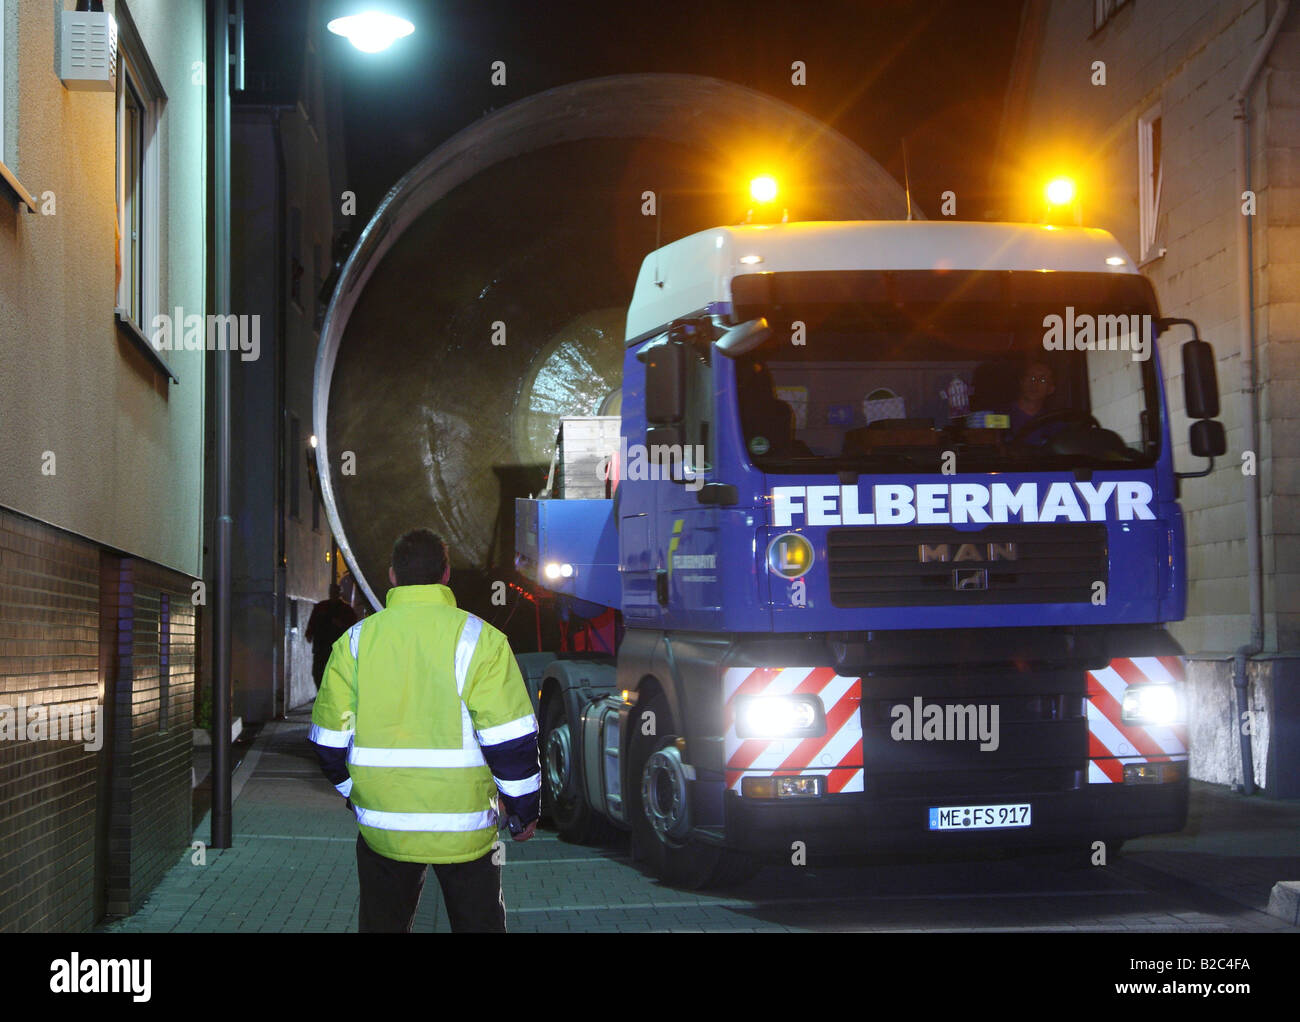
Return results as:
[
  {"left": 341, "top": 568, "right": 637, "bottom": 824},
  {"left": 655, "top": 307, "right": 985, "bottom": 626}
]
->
[{"left": 314, "top": 73, "right": 909, "bottom": 617}]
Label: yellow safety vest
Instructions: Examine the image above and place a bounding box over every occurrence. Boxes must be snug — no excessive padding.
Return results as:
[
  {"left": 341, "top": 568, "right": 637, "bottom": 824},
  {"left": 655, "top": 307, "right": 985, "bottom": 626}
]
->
[{"left": 310, "top": 584, "right": 536, "bottom": 863}]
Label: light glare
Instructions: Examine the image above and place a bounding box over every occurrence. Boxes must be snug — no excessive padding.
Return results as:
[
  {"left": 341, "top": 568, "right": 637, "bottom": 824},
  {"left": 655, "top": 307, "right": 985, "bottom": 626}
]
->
[
  {"left": 327, "top": 12, "right": 415, "bottom": 53},
  {"left": 739, "top": 696, "right": 819, "bottom": 738},
  {"left": 749, "top": 175, "right": 778, "bottom": 204},
  {"left": 1045, "top": 177, "right": 1076, "bottom": 205},
  {"left": 1122, "top": 684, "right": 1181, "bottom": 726}
]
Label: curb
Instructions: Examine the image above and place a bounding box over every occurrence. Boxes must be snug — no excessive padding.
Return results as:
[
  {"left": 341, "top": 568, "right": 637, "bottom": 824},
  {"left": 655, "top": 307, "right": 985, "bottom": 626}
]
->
[
  {"left": 1267, "top": 881, "right": 1300, "bottom": 926},
  {"left": 230, "top": 718, "right": 278, "bottom": 805}
]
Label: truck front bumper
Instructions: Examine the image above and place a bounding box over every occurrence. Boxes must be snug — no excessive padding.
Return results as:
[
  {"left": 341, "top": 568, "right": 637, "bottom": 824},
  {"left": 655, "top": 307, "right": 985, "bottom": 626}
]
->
[{"left": 722, "top": 778, "right": 1188, "bottom": 858}]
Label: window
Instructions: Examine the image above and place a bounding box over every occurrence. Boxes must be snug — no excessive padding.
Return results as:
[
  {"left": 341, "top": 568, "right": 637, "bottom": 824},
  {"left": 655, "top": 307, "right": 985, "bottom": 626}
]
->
[
  {"left": 289, "top": 414, "right": 301, "bottom": 520},
  {"left": 115, "top": 45, "right": 161, "bottom": 330},
  {"left": 683, "top": 346, "right": 712, "bottom": 476},
  {"left": 1094, "top": 0, "right": 1131, "bottom": 31},
  {"left": 732, "top": 269, "right": 1160, "bottom": 474},
  {"left": 158, "top": 593, "right": 170, "bottom": 731},
  {"left": 1138, "top": 105, "right": 1163, "bottom": 260}
]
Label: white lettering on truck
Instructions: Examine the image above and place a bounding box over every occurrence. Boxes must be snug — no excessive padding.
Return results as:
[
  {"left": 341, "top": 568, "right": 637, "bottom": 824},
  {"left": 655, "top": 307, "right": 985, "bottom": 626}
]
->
[{"left": 770, "top": 481, "right": 1154, "bottom": 527}]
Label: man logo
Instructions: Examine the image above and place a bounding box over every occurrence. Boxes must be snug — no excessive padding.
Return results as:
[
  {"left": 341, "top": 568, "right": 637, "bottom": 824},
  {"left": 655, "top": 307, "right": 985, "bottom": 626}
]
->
[
  {"left": 918, "top": 542, "right": 1017, "bottom": 563},
  {"left": 953, "top": 568, "right": 989, "bottom": 591}
]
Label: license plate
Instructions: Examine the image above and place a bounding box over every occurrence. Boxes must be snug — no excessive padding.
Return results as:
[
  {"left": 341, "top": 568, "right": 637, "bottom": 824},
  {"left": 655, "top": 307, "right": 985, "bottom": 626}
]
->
[{"left": 928, "top": 803, "right": 1031, "bottom": 830}]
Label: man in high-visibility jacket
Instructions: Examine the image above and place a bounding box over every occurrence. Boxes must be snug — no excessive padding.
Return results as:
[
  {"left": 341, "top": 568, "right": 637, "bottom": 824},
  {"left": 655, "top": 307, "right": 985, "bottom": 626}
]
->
[{"left": 310, "top": 528, "right": 540, "bottom": 932}]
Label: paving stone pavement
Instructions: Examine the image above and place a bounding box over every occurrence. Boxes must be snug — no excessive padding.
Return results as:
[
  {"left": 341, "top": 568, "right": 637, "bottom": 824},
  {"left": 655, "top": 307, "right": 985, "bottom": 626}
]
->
[{"left": 97, "top": 705, "right": 1300, "bottom": 934}]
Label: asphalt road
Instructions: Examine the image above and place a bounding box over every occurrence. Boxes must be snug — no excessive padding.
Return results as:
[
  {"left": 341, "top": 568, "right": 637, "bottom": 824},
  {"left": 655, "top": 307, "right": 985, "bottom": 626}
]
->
[
  {"left": 101, "top": 712, "right": 1298, "bottom": 935},
  {"left": 485, "top": 830, "right": 1291, "bottom": 933}
]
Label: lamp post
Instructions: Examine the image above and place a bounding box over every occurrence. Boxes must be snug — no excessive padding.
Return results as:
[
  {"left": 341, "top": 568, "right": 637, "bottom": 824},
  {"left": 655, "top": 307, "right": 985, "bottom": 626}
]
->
[
  {"left": 209, "top": 0, "right": 239, "bottom": 849},
  {"left": 208, "top": 2, "right": 412, "bottom": 849}
]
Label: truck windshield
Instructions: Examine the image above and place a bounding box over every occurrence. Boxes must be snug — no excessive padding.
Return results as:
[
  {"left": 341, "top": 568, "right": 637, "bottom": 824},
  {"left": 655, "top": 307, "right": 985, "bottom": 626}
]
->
[{"left": 730, "top": 269, "right": 1162, "bottom": 474}]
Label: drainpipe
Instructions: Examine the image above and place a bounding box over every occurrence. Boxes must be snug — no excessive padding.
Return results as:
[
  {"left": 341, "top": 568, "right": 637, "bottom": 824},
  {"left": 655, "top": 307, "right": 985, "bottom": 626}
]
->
[
  {"left": 210, "top": 0, "right": 233, "bottom": 848},
  {"left": 1230, "top": 0, "right": 1288, "bottom": 795}
]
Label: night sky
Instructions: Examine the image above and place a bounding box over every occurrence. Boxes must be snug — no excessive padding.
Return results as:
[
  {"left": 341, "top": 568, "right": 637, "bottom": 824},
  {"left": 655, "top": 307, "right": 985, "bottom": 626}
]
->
[{"left": 245, "top": 0, "right": 1025, "bottom": 224}]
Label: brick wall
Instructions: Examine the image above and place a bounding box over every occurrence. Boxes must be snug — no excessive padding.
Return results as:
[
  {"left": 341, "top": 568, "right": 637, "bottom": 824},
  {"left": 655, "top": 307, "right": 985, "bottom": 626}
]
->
[
  {"left": 103, "top": 558, "right": 197, "bottom": 917},
  {"left": 1259, "top": 16, "right": 1300, "bottom": 651},
  {"left": 1004, "top": 0, "right": 1300, "bottom": 656},
  {"left": 0, "top": 513, "right": 101, "bottom": 931},
  {"left": 0, "top": 508, "right": 198, "bottom": 930}
]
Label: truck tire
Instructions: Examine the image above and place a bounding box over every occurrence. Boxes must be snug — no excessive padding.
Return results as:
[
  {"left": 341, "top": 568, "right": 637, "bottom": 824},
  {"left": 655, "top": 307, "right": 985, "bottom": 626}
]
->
[
  {"left": 540, "top": 692, "right": 607, "bottom": 844},
  {"left": 628, "top": 692, "right": 756, "bottom": 890}
]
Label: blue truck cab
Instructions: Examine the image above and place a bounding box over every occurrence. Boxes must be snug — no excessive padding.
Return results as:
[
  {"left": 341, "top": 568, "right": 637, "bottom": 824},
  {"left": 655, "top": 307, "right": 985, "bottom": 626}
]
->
[{"left": 515, "top": 221, "right": 1225, "bottom": 888}]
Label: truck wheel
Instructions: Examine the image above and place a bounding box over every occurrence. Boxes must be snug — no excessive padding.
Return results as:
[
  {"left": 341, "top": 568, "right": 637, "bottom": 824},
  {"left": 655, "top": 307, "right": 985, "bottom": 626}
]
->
[
  {"left": 629, "top": 693, "right": 756, "bottom": 890},
  {"left": 541, "top": 693, "right": 603, "bottom": 844}
]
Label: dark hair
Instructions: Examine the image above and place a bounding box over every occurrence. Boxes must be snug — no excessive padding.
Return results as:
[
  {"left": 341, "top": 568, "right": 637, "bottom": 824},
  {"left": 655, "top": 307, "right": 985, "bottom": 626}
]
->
[
  {"left": 391, "top": 529, "right": 448, "bottom": 586},
  {"left": 328, "top": 583, "right": 342, "bottom": 599}
]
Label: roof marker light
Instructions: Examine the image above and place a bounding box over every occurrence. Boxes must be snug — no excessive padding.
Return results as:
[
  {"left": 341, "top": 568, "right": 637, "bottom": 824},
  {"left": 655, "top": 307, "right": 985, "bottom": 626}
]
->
[
  {"left": 749, "top": 176, "right": 778, "bottom": 204},
  {"left": 1045, "top": 177, "right": 1076, "bottom": 205}
]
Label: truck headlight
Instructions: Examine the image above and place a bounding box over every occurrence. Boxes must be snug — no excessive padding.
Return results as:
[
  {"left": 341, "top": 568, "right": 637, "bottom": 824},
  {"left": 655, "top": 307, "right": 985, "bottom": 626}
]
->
[
  {"left": 1120, "top": 684, "right": 1182, "bottom": 726},
  {"left": 735, "top": 694, "right": 825, "bottom": 739}
]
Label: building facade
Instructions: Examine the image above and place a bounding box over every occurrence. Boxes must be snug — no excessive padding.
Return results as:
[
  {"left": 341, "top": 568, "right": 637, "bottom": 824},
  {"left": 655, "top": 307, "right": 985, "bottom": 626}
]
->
[
  {"left": 998, "top": 0, "right": 1299, "bottom": 793},
  {"left": 211, "top": 0, "right": 344, "bottom": 724},
  {"left": 0, "top": 0, "right": 207, "bottom": 929}
]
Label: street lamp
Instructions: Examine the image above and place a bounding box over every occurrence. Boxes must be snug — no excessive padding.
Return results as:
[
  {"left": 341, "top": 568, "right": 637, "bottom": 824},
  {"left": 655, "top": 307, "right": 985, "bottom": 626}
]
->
[{"left": 327, "top": 11, "right": 414, "bottom": 52}]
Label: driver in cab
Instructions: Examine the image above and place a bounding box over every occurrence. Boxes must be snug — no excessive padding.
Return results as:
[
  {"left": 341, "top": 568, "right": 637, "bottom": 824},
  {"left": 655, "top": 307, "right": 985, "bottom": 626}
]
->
[{"left": 1007, "top": 359, "right": 1064, "bottom": 444}]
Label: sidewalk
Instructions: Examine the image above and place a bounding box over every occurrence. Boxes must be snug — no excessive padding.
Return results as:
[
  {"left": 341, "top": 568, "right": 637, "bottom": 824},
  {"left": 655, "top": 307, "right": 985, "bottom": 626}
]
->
[
  {"left": 98, "top": 704, "right": 627, "bottom": 933},
  {"left": 1121, "top": 783, "right": 1300, "bottom": 921},
  {"left": 98, "top": 706, "right": 1300, "bottom": 932}
]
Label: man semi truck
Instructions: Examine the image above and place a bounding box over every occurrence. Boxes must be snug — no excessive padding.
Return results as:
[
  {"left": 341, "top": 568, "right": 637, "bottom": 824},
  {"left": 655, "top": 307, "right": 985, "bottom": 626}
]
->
[{"left": 514, "top": 220, "right": 1225, "bottom": 888}]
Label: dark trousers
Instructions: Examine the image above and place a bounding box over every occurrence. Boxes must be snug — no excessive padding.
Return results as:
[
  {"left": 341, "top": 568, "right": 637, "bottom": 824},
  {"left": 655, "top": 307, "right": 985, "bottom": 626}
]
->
[{"left": 356, "top": 834, "right": 506, "bottom": 933}]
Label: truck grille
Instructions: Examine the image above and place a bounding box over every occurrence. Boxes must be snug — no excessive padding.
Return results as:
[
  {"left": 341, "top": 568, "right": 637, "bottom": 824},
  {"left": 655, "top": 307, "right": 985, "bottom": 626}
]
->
[{"left": 827, "top": 524, "right": 1107, "bottom": 607}]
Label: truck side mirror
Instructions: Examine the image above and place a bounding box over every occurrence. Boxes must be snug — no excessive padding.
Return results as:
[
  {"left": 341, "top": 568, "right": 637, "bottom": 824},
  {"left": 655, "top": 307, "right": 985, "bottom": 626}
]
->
[
  {"left": 715, "top": 317, "right": 772, "bottom": 358},
  {"left": 644, "top": 342, "right": 686, "bottom": 424},
  {"left": 1190, "top": 419, "right": 1226, "bottom": 458},
  {"left": 1181, "top": 339, "right": 1220, "bottom": 420},
  {"left": 1162, "top": 318, "right": 1226, "bottom": 483}
]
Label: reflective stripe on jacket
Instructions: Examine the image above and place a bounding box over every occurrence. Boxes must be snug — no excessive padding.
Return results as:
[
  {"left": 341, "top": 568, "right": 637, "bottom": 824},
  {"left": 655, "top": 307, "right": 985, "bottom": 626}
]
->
[{"left": 310, "top": 583, "right": 539, "bottom": 864}]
